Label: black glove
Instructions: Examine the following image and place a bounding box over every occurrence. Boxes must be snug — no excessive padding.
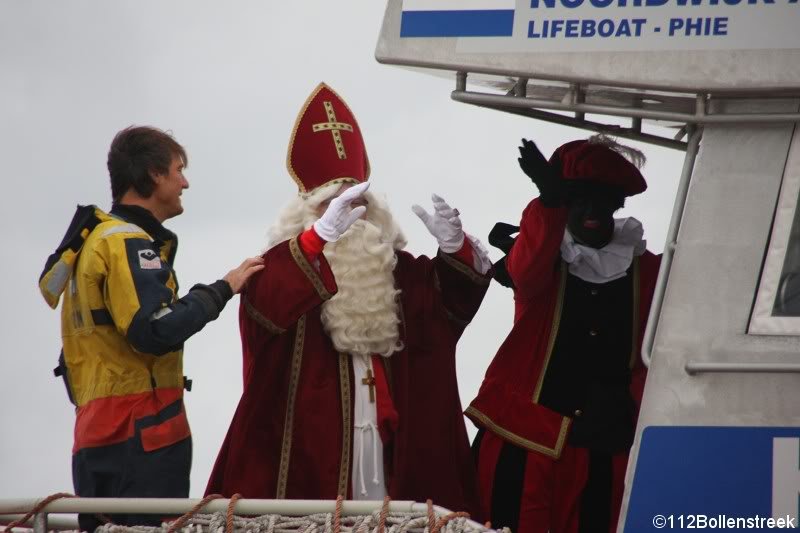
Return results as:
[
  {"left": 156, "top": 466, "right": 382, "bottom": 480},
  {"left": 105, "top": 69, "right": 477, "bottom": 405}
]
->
[
  {"left": 488, "top": 222, "right": 520, "bottom": 289},
  {"left": 518, "top": 138, "right": 565, "bottom": 208},
  {"left": 492, "top": 257, "right": 515, "bottom": 289},
  {"left": 488, "top": 222, "right": 520, "bottom": 254}
]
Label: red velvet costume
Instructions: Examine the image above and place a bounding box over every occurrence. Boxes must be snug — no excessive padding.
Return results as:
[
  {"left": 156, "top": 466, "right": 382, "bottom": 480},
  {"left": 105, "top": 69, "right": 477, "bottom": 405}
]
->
[
  {"left": 206, "top": 238, "right": 488, "bottom": 510},
  {"left": 467, "top": 140, "right": 661, "bottom": 533},
  {"left": 206, "top": 83, "right": 488, "bottom": 515}
]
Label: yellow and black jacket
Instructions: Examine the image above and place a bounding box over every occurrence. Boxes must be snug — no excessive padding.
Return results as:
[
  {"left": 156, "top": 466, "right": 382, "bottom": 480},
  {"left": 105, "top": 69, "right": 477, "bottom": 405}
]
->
[{"left": 40, "top": 204, "right": 232, "bottom": 453}]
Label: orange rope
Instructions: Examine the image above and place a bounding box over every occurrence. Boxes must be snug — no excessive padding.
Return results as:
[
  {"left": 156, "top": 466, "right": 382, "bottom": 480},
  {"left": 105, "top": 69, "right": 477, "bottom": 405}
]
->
[
  {"left": 333, "top": 495, "right": 344, "bottom": 533},
  {"left": 426, "top": 499, "right": 436, "bottom": 531},
  {"left": 431, "top": 511, "right": 471, "bottom": 533},
  {"left": 377, "top": 495, "right": 391, "bottom": 533},
  {"left": 3, "top": 493, "right": 76, "bottom": 532},
  {"left": 166, "top": 493, "right": 224, "bottom": 533},
  {"left": 225, "top": 493, "right": 242, "bottom": 533}
]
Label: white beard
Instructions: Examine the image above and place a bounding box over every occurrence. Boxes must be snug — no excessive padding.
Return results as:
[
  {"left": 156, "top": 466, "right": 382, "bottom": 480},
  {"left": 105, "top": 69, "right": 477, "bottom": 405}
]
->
[{"left": 320, "top": 219, "right": 403, "bottom": 358}]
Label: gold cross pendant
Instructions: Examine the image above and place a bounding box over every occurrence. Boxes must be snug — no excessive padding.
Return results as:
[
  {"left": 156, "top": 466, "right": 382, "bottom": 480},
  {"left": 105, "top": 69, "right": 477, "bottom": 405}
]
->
[{"left": 362, "top": 368, "right": 376, "bottom": 403}]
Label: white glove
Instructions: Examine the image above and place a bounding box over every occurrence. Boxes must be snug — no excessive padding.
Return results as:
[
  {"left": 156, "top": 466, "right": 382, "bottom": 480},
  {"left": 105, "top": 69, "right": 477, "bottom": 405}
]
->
[
  {"left": 313, "top": 182, "right": 370, "bottom": 242},
  {"left": 412, "top": 194, "right": 465, "bottom": 254}
]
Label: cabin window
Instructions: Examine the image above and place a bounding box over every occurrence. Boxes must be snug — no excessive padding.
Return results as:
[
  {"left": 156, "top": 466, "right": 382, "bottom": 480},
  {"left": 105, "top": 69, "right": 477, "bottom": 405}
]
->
[{"left": 749, "top": 129, "right": 800, "bottom": 334}]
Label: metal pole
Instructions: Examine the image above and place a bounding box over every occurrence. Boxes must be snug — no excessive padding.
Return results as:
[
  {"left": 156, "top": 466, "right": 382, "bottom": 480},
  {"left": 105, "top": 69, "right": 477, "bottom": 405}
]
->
[
  {"left": 0, "top": 515, "right": 77, "bottom": 531},
  {"left": 32, "top": 513, "right": 47, "bottom": 533},
  {"left": 0, "top": 498, "right": 415, "bottom": 516},
  {"left": 684, "top": 361, "right": 800, "bottom": 375},
  {"left": 0, "top": 498, "right": 480, "bottom": 523},
  {"left": 685, "top": 362, "right": 800, "bottom": 374},
  {"left": 631, "top": 96, "right": 643, "bottom": 133},
  {"left": 641, "top": 126, "right": 702, "bottom": 368},
  {"left": 514, "top": 78, "right": 528, "bottom": 97},
  {"left": 0, "top": 498, "right": 488, "bottom": 532},
  {"left": 455, "top": 72, "right": 467, "bottom": 92},
  {"left": 466, "top": 102, "right": 688, "bottom": 151},
  {"left": 572, "top": 84, "right": 585, "bottom": 122},
  {"left": 451, "top": 89, "right": 800, "bottom": 124},
  {"left": 695, "top": 93, "right": 707, "bottom": 118}
]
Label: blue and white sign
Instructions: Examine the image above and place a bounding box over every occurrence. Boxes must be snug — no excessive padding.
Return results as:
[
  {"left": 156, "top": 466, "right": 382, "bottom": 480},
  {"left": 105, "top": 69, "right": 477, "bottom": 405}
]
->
[
  {"left": 625, "top": 427, "right": 800, "bottom": 532},
  {"left": 400, "top": 0, "right": 800, "bottom": 53},
  {"left": 400, "top": 0, "right": 515, "bottom": 37}
]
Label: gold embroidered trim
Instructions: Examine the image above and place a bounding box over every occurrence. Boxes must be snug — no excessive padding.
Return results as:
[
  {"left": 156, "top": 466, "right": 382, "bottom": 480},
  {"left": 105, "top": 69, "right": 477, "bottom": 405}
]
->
[
  {"left": 289, "top": 236, "right": 333, "bottom": 301},
  {"left": 438, "top": 251, "right": 491, "bottom": 286},
  {"left": 298, "top": 177, "right": 361, "bottom": 198},
  {"left": 629, "top": 257, "right": 641, "bottom": 369},
  {"left": 286, "top": 82, "right": 371, "bottom": 192},
  {"left": 532, "top": 261, "right": 568, "bottom": 403},
  {"left": 313, "top": 121, "right": 354, "bottom": 133},
  {"left": 276, "top": 315, "right": 306, "bottom": 498},
  {"left": 337, "top": 352, "right": 352, "bottom": 497},
  {"left": 286, "top": 83, "right": 326, "bottom": 192},
  {"left": 243, "top": 298, "right": 286, "bottom": 335},
  {"left": 313, "top": 101, "right": 353, "bottom": 160},
  {"left": 465, "top": 406, "right": 570, "bottom": 459}
]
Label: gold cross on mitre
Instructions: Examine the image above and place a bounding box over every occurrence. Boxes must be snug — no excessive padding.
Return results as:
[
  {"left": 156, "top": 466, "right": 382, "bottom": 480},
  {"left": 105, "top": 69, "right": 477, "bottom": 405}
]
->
[
  {"left": 312, "top": 101, "right": 353, "bottom": 160},
  {"left": 362, "top": 368, "right": 377, "bottom": 403}
]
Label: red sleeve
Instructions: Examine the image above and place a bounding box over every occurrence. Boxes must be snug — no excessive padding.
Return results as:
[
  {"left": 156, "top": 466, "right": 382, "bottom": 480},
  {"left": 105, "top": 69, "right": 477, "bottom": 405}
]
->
[
  {"left": 450, "top": 237, "right": 474, "bottom": 266},
  {"left": 506, "top": 198, "right": 568, "bottom": 300},
  {"left": 396, "top": 250, "right": 491, "bottom": 341},
  {"left": 298, "top": 227, "right": 326, "bottom": 263}
]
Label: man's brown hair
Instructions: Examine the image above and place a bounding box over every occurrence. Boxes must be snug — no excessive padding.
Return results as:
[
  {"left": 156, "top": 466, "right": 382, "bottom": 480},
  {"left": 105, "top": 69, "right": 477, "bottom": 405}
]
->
[{"left": 107, "top": 126, "right": 188, "bottom": 203}]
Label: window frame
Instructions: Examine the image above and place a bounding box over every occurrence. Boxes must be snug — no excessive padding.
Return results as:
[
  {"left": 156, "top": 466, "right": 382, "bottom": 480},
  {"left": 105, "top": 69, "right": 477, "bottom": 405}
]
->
[{"left": 749, "top": 128, "right": 800, "bottom": 335}]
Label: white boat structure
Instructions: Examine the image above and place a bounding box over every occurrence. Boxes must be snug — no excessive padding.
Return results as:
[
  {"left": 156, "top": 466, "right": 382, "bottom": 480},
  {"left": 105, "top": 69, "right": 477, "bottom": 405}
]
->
[{"left": 375, "top": 1, "right": 800, "bottom": 531}]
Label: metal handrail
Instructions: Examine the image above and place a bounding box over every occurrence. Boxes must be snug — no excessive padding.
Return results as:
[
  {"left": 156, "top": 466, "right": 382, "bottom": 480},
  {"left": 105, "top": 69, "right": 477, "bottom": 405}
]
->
[
  {"left": 685, "top": 362, "right": 800, "bottom": 374},
  {"left": 641, "top": 126, "right": 703, "bottom": 368},
  {"left": 0, "top": 514, "right": 76, "bottom": 530},
  {"left": 0, "top": 497, "right": 433, "bottom": 516},
  {"left": 469, "top": 102, "right": 688, "bottom": 151},
  {"left": 0, "top": 497, "right": 484, "bottom": 532},
  {"left": 451, "top": 89, "right": 800, "bottom": 125}
]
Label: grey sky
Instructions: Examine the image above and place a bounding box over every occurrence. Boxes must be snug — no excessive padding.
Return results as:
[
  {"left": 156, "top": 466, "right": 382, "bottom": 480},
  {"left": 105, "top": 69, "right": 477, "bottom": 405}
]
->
[{"left": 0, "top": 1, "right": 682, "bottom": 498}]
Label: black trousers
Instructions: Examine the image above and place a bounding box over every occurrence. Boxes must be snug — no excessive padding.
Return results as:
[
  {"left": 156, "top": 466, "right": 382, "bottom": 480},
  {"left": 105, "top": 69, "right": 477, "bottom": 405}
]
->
[{"left": 72, "top": 436, "right": 191, "bottom": 532}]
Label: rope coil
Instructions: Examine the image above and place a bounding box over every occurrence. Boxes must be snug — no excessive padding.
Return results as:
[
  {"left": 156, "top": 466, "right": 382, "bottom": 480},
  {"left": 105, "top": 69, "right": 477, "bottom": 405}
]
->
[
  {"left": 166, "top": 494, "right": 224, "bottom": 533},
  {"left": 3, "top": 493, "right": 495, "bottom": 533}
]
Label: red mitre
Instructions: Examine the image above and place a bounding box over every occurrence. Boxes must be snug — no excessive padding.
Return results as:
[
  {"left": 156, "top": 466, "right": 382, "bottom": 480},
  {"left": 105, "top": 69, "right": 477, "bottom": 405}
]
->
[
  {"left": 286, "top": 82, "right": 370, "bottom": 193},
  {"left": 551, "top": 139, "right": 647, "bottom": 197}
]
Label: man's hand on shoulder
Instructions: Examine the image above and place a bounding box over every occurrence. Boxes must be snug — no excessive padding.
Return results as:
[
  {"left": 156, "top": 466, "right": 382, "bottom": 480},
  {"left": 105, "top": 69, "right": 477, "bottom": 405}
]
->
[{"left": 224, "top": 256, "right": 265, "bottom": 294}]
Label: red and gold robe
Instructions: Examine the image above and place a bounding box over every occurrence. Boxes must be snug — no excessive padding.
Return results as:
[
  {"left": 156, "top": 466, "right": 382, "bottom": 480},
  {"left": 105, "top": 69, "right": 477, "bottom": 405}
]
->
[
  {"left": 467, "top": 199, "right": 659, "bottom": 462},
  {"left": 466, "top": 198, "right": 660, "bottom": 532},
  {"left": 206, "top": 235, "right": 490, "bottom": 515}
]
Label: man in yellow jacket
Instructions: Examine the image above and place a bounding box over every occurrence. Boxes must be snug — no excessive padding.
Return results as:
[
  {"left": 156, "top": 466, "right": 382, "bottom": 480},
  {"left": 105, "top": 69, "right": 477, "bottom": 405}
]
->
[{"left": 39, "top": 126, "right": 263, "bottom": 531}]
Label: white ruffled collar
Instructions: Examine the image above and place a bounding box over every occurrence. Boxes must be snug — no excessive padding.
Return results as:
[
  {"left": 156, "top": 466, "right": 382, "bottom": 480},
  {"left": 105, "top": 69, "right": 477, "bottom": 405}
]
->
[{"left": 560, "top": 217, "right": 646, "bottom": 284}]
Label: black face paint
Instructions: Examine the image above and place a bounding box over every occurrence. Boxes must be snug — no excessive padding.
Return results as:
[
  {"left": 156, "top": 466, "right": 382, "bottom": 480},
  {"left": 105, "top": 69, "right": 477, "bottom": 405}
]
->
[{"left": 565, "top": 184, "right": 625, "bottom": 249}]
